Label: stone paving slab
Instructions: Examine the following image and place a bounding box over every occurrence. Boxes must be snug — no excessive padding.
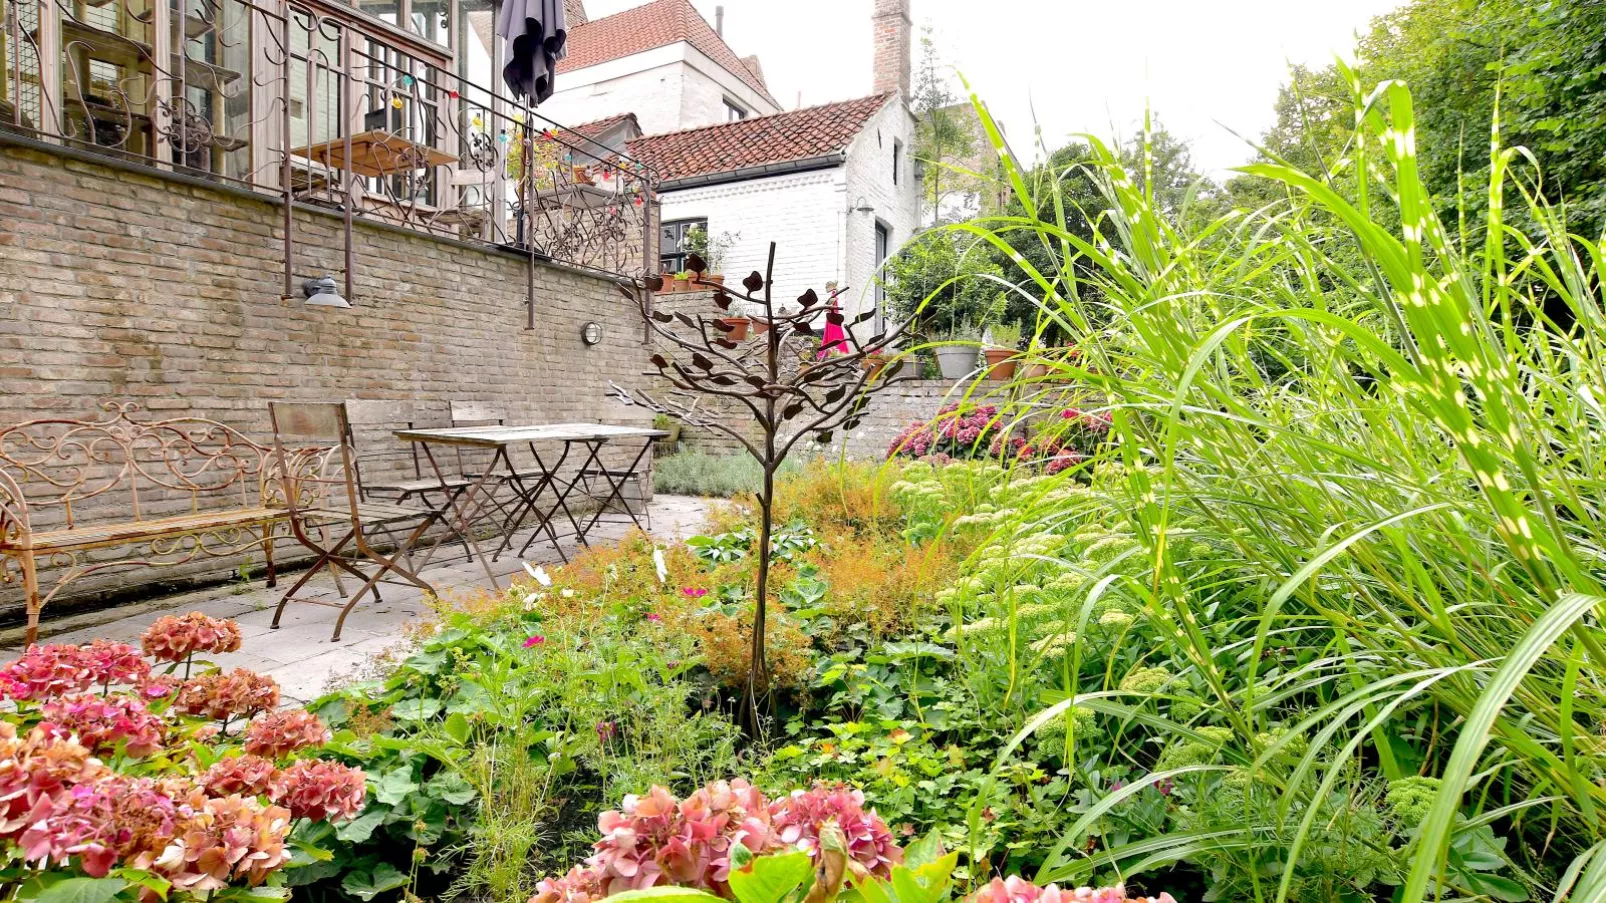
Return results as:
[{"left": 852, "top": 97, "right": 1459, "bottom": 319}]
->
[{"left": 1, "top": 495, "right": 715, "bottom": 703}]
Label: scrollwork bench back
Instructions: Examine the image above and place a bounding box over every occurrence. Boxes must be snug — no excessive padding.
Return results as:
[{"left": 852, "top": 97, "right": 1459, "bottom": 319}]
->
[{"left": 0, "top": 402, "right": 295, "bottom": 643}]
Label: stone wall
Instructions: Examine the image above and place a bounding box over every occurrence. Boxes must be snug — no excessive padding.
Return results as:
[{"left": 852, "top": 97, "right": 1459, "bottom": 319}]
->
[{"left": 0, "top": 137, "right": 655, "bottom": 623}]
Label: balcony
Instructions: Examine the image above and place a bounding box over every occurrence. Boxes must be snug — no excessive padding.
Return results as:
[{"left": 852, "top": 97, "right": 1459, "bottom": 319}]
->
[{"left": 0, "top": 0, "right": 655, "bottom": 279}]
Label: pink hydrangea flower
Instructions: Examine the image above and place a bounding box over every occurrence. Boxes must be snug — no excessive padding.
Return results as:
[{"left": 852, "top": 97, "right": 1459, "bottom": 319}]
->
[
  {"left": 769, "top": 783, "right": 901, "bottom": 879},
  {"left": 243, "top": 710, "right": 331, "bottom": 759},
  {"left": 525, "top": 635, "right": 547, "bottom": 648},
  {"left": 268, "top": 760, "right": 366, "bottom": 822},
  {"left": 966, "top": 876, "right": 1177, "bottom": 903},
  {"left": 203, "top": 754, "right": 279, "bottom": 797},
  {"left": 39, "top": 692, "right": 166, "bottom": 757},
  {"left": 173, "top": 669, "right": 280, "bottom": 722},
  {"left": 0, "top": 645, "right": 100, "bottom": 701},
  {"left": 141, "top": 613, "right": 243, "bottom": 663}
]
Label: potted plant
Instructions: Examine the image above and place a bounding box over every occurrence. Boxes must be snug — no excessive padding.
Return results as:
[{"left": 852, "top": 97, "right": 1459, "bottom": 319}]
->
[
  {"left": 652, "top": 412, "right": 681, "bottom": 454},
  {"left": 983, "top": 322, "right": 1022, "bottom": 379},
  {"left": 671, "top": 270, "right": 692, "bottom": 292},
  {"left": 933, "top": 322, "right": 980, "bottom": 379},
  {"left": 719, "top": 315, "right": 751, "bottom": 340},
  {"left": 686, "top": 226, "right": 738, "bottom": 285}
]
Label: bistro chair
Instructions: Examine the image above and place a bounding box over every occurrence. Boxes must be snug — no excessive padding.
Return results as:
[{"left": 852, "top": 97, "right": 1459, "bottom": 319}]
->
[
  {"left": 344, "top": 400, "right": 476, "bottom": 565},
  {"left": 450, "top": 401, "right": 574, "bottom": 561},
  {"left": 267, "top": 402, "right": 439, "bottom": 642}
]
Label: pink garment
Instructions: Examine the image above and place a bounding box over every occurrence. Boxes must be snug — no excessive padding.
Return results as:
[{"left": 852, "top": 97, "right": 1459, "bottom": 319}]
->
[{"left": 818, "top": 295, "right": 848, "bottom": 359}]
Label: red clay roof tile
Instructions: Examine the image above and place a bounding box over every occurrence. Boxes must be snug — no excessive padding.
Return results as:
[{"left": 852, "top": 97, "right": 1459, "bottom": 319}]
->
[{"left": 627, "top": 94, "right": 891, "bottom": 184}]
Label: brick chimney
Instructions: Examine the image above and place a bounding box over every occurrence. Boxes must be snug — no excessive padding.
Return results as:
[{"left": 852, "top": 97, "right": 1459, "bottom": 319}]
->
[
  {"left": 871, "top": 0, "right": 910, "bottom": 97},
  {"left": 564, "top": 0, "right": 587, "bottom": 26}
]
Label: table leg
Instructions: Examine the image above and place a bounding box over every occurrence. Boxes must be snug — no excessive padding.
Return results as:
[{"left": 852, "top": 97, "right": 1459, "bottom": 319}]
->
[
  {"left": 418, "top": 442, "right": 504, "bottom": 589},
  {"left": 578, "top": 438, "right": 654, "bottom": 538}
]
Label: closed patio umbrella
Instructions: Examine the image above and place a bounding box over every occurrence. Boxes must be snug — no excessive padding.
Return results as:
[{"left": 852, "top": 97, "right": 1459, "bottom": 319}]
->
[{"left": 497, "top": 0, "right": 566, "bottom": 103}]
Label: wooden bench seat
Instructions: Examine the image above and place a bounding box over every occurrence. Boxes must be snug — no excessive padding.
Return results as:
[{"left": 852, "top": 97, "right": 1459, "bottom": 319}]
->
[{"left": 23, "top": 507, "right": 288, "bottom": 551}]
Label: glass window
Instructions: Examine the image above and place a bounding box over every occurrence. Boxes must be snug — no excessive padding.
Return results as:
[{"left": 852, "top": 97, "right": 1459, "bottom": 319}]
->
[
  {"left": 724, "top": 99, "right": 746, "bottom": 122},
  {"left": 660, "top": 218, "right": 706, "bottom": 273},
  {"left": 892, "top": 139, "right": 902, "bottom": 185},
  {"left": 357, "top": 0, "right": 399, "bottom": 27},
  {"left": 410, "top": 0, "right": 451, "bottom": 48}
]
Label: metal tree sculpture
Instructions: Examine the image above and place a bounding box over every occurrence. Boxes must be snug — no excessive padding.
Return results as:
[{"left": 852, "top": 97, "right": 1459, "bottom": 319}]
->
[{"left": 612, "top": 242, "right": 915, "bottom": 728}]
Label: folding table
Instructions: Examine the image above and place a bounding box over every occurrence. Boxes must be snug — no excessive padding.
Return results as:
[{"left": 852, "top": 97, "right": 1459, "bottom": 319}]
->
[{"left": 392, "top": 422, "right": 666, "bottom": 587}]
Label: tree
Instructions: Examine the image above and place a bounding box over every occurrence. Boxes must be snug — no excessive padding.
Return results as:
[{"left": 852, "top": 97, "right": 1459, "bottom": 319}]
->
[
  {"left": 1236, "top": 0, "right": 1606, "bottom": 234},
  {"left": 910, "top": 26, "right": 992, "bottom": 225},
  {"left": 882, "top": 230, "right": 1007, "bottom": 337},
  {"left": 612, "top": 246, "right": 914, "bottom": 732}
]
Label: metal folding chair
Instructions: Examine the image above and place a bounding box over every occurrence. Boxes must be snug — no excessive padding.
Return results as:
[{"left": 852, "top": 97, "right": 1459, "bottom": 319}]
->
[
  {"left": 267, "top": 402, "right": 439, "bottom": 642},
  {"left": 575, "top": 440, "right": 654, "bottom": 536},
  {"left": 450, "top": 401, "right": 575, "bottom": 562},
  {"left": 345, "top": 400, "right": 476, "bottom": 565}
]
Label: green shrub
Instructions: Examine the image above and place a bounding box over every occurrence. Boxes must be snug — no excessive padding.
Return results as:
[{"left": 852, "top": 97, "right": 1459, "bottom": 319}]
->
[{"left": 654, "top": 450, "right": 799, "bottom": 498}]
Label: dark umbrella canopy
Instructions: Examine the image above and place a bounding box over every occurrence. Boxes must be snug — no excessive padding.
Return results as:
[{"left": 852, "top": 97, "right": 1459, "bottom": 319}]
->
[{"left": 496, "top": 0, "right": 566, "bottom": 103}]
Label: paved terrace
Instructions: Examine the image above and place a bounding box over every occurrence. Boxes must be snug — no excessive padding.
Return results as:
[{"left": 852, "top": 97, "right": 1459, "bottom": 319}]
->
[{"left": 0, "top": 496, "right": 714, "bottom": 703}]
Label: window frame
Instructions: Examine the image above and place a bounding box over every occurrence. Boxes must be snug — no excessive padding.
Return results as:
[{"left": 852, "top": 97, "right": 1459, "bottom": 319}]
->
[
  {"left": 660, "top": 217, "right": 707, "bottom": 274},
  {"left": 892, "top": 138, "right": 902, "bottom": 185},
  {"left": 723, "top": 98, "right": 747, "bottom": 122}
]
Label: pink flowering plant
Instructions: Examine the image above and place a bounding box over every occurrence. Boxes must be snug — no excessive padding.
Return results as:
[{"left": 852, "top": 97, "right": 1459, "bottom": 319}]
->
[
  {"left": 887, "top": 404, "right": 1007, "bottom": 462},
  {"left": 0, "top": 613, "right": 368, "bottom": 903},
  {"left": 529, "top": 781, "right": 1175, "bottom": 903}
]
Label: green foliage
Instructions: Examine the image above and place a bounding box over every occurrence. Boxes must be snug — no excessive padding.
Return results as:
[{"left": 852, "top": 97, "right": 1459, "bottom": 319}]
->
[
  {"left": 881, "top": 231, "right": 1008, "bottom": 336},
  {"left": 653, "top": 451, "right": 800, "bottom": 498}
]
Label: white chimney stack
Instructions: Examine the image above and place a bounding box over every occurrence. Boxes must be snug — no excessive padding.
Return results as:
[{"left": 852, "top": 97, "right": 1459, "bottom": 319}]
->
[{"left": 715, "top": 5, "right": 724, "bottom": 36}]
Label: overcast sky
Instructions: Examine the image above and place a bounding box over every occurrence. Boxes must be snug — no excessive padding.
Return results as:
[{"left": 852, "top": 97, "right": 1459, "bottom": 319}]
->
[{"left": 578, "top": 0, "right": 1406, "bottom": 179}]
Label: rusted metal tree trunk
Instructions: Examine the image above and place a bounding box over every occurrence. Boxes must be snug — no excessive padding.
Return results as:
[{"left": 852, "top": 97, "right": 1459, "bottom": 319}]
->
[{"left": 612, "top": 242, "right": 914, "bottom": 733}]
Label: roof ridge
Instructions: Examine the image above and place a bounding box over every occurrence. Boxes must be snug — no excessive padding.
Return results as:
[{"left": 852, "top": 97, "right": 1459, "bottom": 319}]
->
[
  {"left": 566, "top": 0, "right": 674, "bottom": 32},
  {"left": 631, "top": 93, "right": 892, "bottom": 143}
]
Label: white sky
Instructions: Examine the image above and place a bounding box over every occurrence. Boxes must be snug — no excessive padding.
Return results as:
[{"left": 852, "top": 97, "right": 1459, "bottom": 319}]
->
[{"left": 577, "top": 0, "right": 1406, "bottom": 179}]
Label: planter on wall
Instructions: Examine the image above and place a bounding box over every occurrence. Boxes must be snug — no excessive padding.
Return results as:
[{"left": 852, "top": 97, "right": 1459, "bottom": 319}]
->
[
  {"left": 671, "top": 276, "right": 690, "bottom": 292},
  {"left": 983, "top": 348, "right": 1018, "bottom": 380},
  {"left": 720, "top": 317, "right": 751, "bottom": 340},
  {"left": 934, "top": 345, "right": 977, "bottom": 380}
]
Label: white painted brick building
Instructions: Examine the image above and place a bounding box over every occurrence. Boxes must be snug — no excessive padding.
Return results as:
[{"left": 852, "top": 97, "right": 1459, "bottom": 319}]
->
[{"left": 547, "top": 0, "right": 919, "bottom": 323}]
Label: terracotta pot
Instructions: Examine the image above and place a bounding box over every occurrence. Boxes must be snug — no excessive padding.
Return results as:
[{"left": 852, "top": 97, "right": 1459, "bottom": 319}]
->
[
  {"left": 1023, "top": 362, "right": 1051, "bottom": 379},
  {"left": 720, "top": 317, "right": 750, "bottom": 340},
  {"left": 751, "top": 319, "right": 771, "bottom": 336},
  {"left": 707, "top": 274, "right": 726, "bottom": 285},
  {"left": 984, "top": 347, "right": 1018, "bottom": 380},
  {"left": 671, "top": 277, "right": 690, "bottom": 292},
  {"left": 862, "top": 354, "right": 890, "bottom": 379}
]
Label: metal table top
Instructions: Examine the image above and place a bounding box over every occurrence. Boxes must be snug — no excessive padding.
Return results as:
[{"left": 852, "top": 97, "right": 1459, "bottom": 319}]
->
[{"left": 393, "top": 422, "right": 668, "bottom": 447}]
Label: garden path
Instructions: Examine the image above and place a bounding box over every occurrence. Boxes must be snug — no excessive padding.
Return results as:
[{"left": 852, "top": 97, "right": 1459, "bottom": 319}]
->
[{"left": 0, "top": 495, "right": 715, "bottom": 703}]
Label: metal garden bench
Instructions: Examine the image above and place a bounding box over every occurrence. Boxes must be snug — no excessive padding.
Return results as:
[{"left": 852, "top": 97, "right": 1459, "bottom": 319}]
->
[{"left": 0, "top": 402, "right": 295, "bottom": 643}]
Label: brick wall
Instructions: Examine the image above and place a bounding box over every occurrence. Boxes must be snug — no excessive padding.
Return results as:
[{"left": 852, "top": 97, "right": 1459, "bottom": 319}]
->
[{"left": 0, "top": 138, "right": 655, "bottom": 623}]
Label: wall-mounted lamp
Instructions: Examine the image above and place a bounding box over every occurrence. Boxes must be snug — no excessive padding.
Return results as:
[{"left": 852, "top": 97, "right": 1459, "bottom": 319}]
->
[
  {"left": 580, "top": 321, "right": 603, "bottom": 345},
  {"left": 302, "top": 276, "right": 350, "bottom": 309},
  {"left": 852, "top": 196, "right": 876, "bottom": 215}
]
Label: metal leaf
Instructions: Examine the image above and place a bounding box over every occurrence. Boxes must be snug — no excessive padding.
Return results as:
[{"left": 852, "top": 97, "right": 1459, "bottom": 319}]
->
[
  {"left": 713, "top": 319, "right": 735, "bottom": 333},
  {"left": 797, "top": 288, "right": 819, "bottom": 308},
  {"left": 824, "top": 386, "right": 845, "bottom": 404},
  {"left": 649, "top": 353, "right": 669, "bottom": 368},
  {"left": 843, "top": 417, "right": 862, "bottom": 430},
  {"left": 674, "top": 312, "right": 698, "bottom": 329},
  {"left": 692, "top": 352, "right": 714, "bottom": 370},
  {"left": 742, "top": 271, "right": 764, "bottom": 292},
  {"left": 644, "top": 275, "right": 664, "bottom": 292},
  {"left": 782, "top": 402, "right": 803, "bottom": 420},
  {"left": 745, "top": 375, "right": 767, "bottom": 389},
  {"left": 651, "top": 310, "right": 674, "bottom": 322},
  {"left": 793, "top": 324, "right": 815, "bottom": 337},
  {"left": 827, "top": 310, "right": 845, "bottom": 326},
  {"left": 710, "top": 375, "right": 736, "bottom": 386},
  {"left": 714, "top": 292, "right": 732, "bottom": 311},
  {"left": 815, "top": 430, "right": 833, "bottom": 443},
  {"left": 686, "top": 253, "right": 707, "bottom": 274},
  {"left": 714, "top": 338, "right": 738, "bottom": 350},
  {"left": 853, "top": 310, "right": 876, "bottom": 324}
]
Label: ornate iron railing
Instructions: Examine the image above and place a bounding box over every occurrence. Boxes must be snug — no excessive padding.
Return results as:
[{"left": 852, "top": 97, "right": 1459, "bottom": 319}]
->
[{"left": 0, "top": 0, "right": 655, "bottom": 281}]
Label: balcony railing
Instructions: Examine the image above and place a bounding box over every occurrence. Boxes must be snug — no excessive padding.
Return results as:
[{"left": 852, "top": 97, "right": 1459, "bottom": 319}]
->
[{"left": 0, "top": 0, "right": 655, "bottom": 280}]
